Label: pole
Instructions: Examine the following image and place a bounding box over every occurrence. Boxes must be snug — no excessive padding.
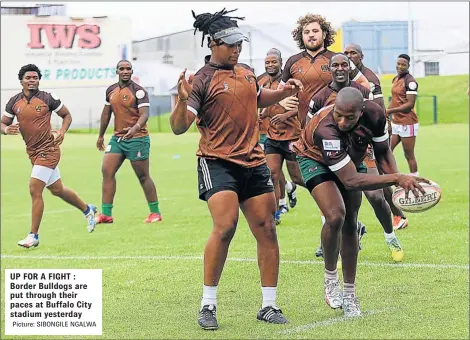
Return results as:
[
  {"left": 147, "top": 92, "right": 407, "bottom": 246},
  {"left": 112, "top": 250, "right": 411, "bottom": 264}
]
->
[
  {"left": 248, "top": 31, "right": 253, "bottom": 70},
  {"left": 89, "top": 109, "right": 92, "bottom": 133},
  {"left": 433, "top": 95, "right": 438, "bottom": 124},
  {"left": 407, "top": 1, "right": 414, "bottom": 74}
]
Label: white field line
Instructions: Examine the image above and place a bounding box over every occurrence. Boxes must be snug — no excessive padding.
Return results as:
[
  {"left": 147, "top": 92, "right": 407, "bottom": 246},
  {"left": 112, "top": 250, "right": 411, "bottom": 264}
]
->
[
  {"left": 0, "top": 254, "right": 467, "bottom": 270},
  {"left": 279, "top": 308, "right": 395, "bottom": 335}
]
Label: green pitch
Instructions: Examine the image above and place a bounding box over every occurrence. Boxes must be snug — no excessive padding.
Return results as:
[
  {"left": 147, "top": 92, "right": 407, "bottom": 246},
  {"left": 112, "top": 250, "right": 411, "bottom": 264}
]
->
[{"left": 1, "top": 124, "right": 468, "bottom": 339}]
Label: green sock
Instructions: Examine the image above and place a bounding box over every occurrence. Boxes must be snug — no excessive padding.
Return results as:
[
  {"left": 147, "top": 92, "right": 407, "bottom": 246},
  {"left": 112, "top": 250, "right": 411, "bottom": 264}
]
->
[
  {"left": 102, "top": 203, "right": 113, "bottom": 217},
  {"left": 148, "top": 201, "right": 160, "bottom": 214}
]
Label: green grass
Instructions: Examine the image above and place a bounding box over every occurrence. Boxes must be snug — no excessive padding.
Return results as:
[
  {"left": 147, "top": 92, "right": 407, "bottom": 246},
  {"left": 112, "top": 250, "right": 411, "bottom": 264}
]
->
[
  {"left": 381, "top": 74, "right": 469, "bottom": 125},
  {"left": 1, "top": 124, "right": 469, "bottom": 339}
]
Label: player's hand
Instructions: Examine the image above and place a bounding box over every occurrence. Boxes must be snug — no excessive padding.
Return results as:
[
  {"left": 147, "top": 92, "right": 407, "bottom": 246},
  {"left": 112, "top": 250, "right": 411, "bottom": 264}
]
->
[
  {"left": 177, "top": 69, "right": 194, "bottom": 101},
  {"left": 121, "top": 125, "right": 140, "bottom": 140},
  {"left": 396, "top": 174, "right": 431, "bottom": 199},
  {"left": 279, "top": 96, "right": 299, "bottom": 111},
  {"left": 270, "top": 113, "right": 289, "bottom": 125},
  {"left": 258, "top": 108, "right": 269, "bottom": 120},
  {"left": 282, "top": 79, "right": 303, "bottom": 96},
  {"left": 53, "top": 129, "right": 65, "bottom": 145},
  {"left": 97, "top": 136, "right": 105, "bottom": 151},
  {"left": 4, "top": 123, "right": 20, "bottom": 135}
]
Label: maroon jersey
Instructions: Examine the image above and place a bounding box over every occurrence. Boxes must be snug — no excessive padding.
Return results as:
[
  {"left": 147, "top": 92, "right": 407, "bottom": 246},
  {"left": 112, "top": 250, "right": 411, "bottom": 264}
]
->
[
  {"left": 256, "top": 72, "right": 270, "bottom": 135},
  {"left": 105, "top": 81, "right": 150, "bottom": 138},
  {"left": 258, "top": 71, "right": 301, "bottom": 141},
  {"left": 359, "top": 64, "right": 383, "bottom": 100},
  {"left": 280, "top": 50, "right": 363, "bottom": 128},
  {"left": 187, "top": 62, "right": 265, "bottom": 168},
  {"left": 390, "top": 72, "right": 419, "bottom": 125},
  {"left": 5, "top": 90, "right": 62, "bottom": 168},
  {"left": 308, "top": 81, "right": 373, "bottom": 119},
  {"left": 292, "top": 100, "right": 389, "bottom": 171}
]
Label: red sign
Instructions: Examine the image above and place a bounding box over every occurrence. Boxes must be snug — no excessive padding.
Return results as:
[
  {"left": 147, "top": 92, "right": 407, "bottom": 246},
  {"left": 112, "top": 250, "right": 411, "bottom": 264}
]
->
[{"left": 27, "top": 24, "right": 101, "bottom": 49}]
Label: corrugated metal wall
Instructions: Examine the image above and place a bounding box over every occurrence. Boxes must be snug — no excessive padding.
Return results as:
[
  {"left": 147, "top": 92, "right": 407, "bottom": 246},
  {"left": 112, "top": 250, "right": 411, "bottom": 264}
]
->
[{"left": 342, "top": 21, "right": 409, "bottom": 74}]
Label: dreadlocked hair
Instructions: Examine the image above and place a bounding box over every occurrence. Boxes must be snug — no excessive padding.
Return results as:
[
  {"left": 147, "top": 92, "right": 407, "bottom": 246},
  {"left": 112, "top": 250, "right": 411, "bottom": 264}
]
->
[
  {"left": 292, "top": 14, "right": 336, "bottom": 50},
  {"left": 18, "top": 64, "right": 42, "bottom": 80},
  {"left": 192, "top": 8, "right": 245, "bottom": 47}
]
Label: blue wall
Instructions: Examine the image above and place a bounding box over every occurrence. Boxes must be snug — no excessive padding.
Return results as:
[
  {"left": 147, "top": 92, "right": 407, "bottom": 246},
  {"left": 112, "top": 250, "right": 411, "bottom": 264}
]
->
[{"left": 342, "top": 21, "right": 409, "bottom": 74}]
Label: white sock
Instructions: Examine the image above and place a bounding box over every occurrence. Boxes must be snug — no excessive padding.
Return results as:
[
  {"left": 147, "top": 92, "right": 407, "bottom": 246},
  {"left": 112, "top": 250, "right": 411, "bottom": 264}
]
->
[
  {"left": 261, "top": 286, "right": 277, "bottom": 308},
  {"left": 279, "top": 198, "right": 287, "bottom": 206},
  {"left": 321, "top": 215, "right": 326, "bottom": 226},
  {"left": 384, "top": 231, "right": 396, "bottom": 242},
  {"left": 343, "top": 282, "right": 355, "bottom": 297},
  {"left": 285, "top": 181, "right": 293, "bottom": 193},
  {"left": 201, "top": 285, "right": 217, "bottom": 309},
  {"left": 410, "top": 172, "right": 419, "bottom": 176},
  {"left": 325, "top": 268, "right": 338, "bottom": 281}
]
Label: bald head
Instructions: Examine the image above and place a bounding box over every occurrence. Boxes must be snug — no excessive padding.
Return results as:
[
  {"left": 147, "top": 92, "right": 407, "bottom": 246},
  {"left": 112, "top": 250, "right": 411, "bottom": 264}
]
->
[
  {"left": 266, "top": 48, "right": 281, "bottom": 60},
  {"left": 336, "top": 87, "right": 364, "bottom": 111},
  {"left": 334, "top": 88, "right": 364, "bottom": 131}
]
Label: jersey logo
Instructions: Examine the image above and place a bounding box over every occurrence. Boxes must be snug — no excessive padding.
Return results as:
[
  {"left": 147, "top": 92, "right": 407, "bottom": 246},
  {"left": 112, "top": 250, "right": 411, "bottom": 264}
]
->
[
  {"left": 245, "top": 75, "right": 253, "bottom": 84},
  {"left": 408, "top": 81, "right": 417, "bottom": 90},
  {"left": 122, "top": 95, "right": 128, "bottom": 101},
  {"left": 16, "top": 107, "right": 20, "bottom": 113},
  {"left": 223, "top": 82, "right": 229, "bottom": 91},
  {"left": 35, "top": 105, "right": 42, "bottom": 112},
  {"left": 297, "top": 67, "right": 303, "bottom": 74},
  {"left": 267, "top": 177, "right": 273, "bottom": 186},
  {"left": 321, "top": 65, "right": 329, "bottom": 72},
  {"left": 323, "top": 139, "right": 341, "bottom": 151},
  {"left": 136, "top": 90, "right": 145, "bottom": 99}
]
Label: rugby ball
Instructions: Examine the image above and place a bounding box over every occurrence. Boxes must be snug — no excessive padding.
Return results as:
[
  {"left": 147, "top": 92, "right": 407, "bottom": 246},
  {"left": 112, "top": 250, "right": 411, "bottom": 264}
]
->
[{"left": 392, "top": 181, "right": 441, "bottom": 213}]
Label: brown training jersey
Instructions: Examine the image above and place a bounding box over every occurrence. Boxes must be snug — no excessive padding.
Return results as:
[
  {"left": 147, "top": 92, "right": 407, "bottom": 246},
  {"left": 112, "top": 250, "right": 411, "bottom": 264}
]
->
[
  {"left": 256, "top": 72, "right": 270, "bottom": 135},
  {"left": 257, "top": 71, "right": 301, "bottom": 141},
  {"left": 292, "top": 100, "right": 388, "bottom": 171},
  {"left": 358, "top": 64, "right": 383, "bottom": 101},
  {"left": 187, "top": 62, "right": 265, "bottom": 168},
  {"left": 389, "top": 72, "right": 419, "bottom": 125},
  {"left": 105, "top": 80, "right": 150, "bottom": 138},
  {"left": 4, "top": 90, "right": 63, "bottom": 168},
  {"left": 280, "top": 50, "right": 363, "bottom": 128},
  {"left": 308, "top": 81, "right": 373, "bottom": 119}
]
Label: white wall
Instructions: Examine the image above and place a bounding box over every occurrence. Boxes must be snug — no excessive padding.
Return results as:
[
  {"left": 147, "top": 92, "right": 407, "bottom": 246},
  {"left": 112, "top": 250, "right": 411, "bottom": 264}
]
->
[{"left": 1, "top": 15, "right": 131, "bottom": 128}]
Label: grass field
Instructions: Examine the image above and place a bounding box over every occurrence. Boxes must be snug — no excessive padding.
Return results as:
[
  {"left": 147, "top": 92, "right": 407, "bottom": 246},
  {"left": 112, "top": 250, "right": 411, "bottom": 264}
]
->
[{"left": 1, "top": 124, "right": 469, "bottom": 339}]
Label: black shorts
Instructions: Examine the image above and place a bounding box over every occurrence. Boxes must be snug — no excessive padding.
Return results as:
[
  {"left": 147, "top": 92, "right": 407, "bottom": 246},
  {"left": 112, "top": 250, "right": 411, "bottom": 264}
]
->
[
  {"left": 264, "top": 138, "right": 296, "bottom": 161},
  {"left": 197, "top": 158, "right": 274, "bottom": 202}
]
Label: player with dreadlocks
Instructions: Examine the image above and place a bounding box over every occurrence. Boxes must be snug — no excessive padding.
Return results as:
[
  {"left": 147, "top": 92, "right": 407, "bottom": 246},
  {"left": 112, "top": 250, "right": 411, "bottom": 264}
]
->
[{"left": 170, "top": 8, "right": 303, "bottom": 330}]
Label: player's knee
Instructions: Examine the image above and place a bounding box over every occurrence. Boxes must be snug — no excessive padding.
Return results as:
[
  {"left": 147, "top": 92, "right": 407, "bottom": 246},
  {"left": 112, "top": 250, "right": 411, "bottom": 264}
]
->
[
  {"left": 213, "top": 223, "right": 237, "bottom": 243},
  {"left": 261, "top": 217, "right": 278, "bottom": 242},
  {"left": 403, "top": 150, "right": 415, "bottom": 161},
  {"left": 48, "top": 184, "right": 63, "bottom": 197},
  {"left": 324, "top": 209, "right": 345, "bottom": 231},
  {"left": 101, "top": 166, "right": 116, "bottom": 179},
  {"left": 269, "top": 167, "right": 281, "bottom": 181},
  {"left": 368, "top": 191, "right": 386, "bottom": 209}
]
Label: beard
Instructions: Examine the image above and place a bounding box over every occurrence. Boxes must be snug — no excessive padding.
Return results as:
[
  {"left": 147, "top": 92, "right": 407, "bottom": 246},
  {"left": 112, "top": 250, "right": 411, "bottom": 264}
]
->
[{"left": 304, "top": 40, "right": 324, "bottom": 52}]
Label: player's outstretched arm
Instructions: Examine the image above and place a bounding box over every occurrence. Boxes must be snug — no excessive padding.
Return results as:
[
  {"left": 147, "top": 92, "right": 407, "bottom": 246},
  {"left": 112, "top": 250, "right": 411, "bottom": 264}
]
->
[
  {"left": 334, "top": 159, "right": 429, "bottom": 198},
  {"left": 170, "top": 69, "right": 196, "bottom": 135},
  {"left": 258, "top": 79, "right": 303, "bottom": 108},
  {"left": 1, "top": 115, "right": 19, "bottom": 135}
]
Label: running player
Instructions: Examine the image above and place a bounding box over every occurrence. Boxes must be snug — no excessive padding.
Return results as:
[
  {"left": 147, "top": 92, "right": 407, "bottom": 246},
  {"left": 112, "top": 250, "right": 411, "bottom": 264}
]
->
[
  {"left": 387, "top": 54, "right": 420, "bottom": 180},
  {"left": 258, "top": 48, "right": 304, "bottom": 224},
  {"left": 308, "top": 53, "right": 404, "bottom": 262},
  {"left": 292, "top": 87, "right": 429, "bottom": 317},
  {"left": 345, "top": 44, "right": 409, "bottom": 230},
  {"left": 170, "top": 8, "right": 303, "bottom": 330},
  {"left": 1, "top": 64, "right": 97, "bottom": 248},
  {"left": 96, "top": 60, "right": 162, "bottom": 224}
]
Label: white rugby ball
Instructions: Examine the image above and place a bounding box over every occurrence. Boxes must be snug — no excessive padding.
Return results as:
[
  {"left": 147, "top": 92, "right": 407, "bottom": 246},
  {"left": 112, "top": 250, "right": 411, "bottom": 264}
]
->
[{"left": 392, "top": 181, "right": 441, "bottom": 213}]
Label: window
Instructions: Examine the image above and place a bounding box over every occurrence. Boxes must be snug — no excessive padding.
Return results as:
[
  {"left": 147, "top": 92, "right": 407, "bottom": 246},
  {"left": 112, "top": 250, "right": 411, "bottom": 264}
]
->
[{"left": 424, "top": 62, "right": 439, "bottom": 76}]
